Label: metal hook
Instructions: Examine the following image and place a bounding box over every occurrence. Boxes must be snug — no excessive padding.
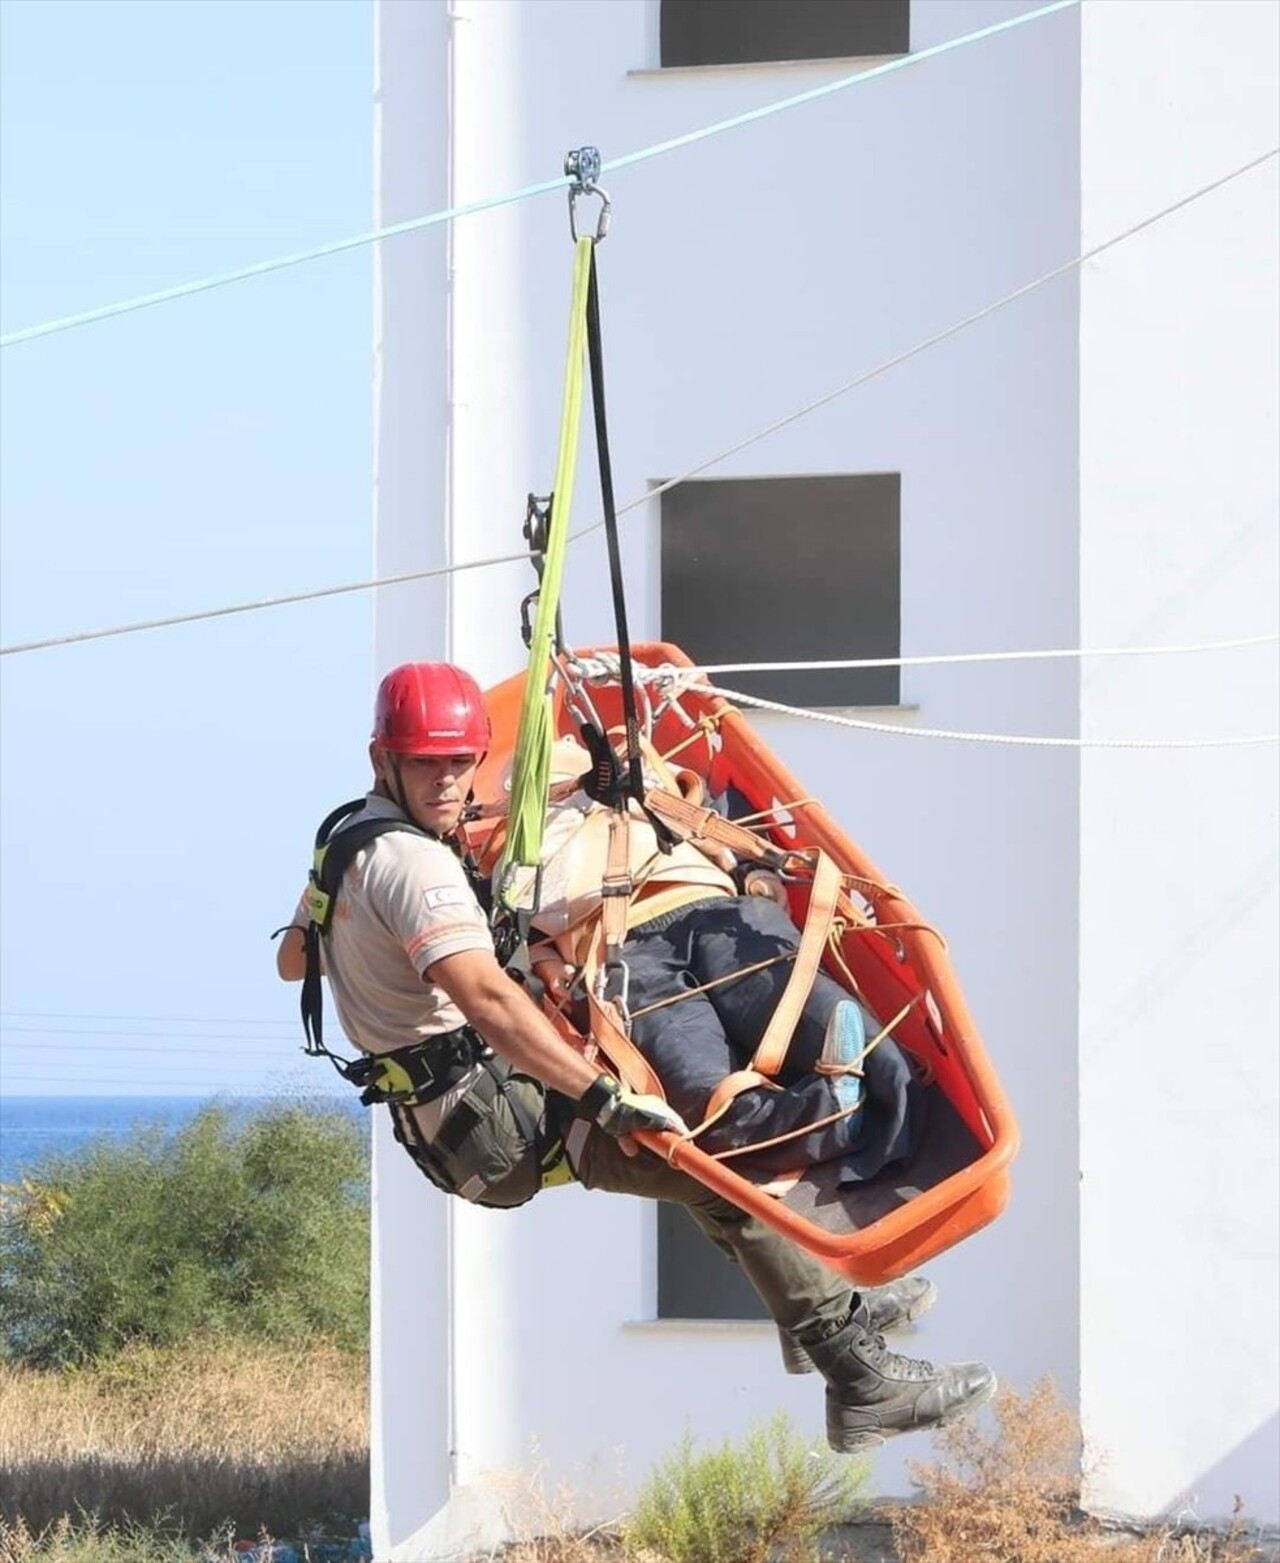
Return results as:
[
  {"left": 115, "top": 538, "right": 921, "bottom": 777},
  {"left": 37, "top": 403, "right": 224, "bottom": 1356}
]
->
[{"left": 564, "top": 145, "right": 611, "bottom": 244}]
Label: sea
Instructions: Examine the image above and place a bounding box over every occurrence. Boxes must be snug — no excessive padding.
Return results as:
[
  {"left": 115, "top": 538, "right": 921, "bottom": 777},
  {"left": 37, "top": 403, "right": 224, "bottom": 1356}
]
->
[{"left": 0, "top": 1094, "right": 365, "bottom": 1187}]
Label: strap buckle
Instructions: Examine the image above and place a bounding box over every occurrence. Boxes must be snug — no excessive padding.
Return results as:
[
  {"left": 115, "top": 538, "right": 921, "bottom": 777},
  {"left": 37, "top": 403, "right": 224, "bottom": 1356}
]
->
[{"left": 565, "top": 146, "right": 611, "bottom": 244}]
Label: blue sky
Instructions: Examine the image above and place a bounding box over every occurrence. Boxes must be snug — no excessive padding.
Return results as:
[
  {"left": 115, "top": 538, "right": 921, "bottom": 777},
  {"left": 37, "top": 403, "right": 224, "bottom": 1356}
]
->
[{"left": 0, "top": 0, "right": 375, "bottom": 1096}]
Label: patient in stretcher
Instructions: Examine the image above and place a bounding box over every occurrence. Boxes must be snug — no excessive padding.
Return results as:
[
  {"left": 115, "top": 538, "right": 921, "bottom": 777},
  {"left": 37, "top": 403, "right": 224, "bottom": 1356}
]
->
[{"left": 496, "top": 737, "right": 925, "bottom": 1184}]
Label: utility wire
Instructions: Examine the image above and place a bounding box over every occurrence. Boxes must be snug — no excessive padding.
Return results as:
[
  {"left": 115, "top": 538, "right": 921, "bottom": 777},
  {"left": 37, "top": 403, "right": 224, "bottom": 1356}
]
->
[
  {"left": 1, "top": 1009, "right": 298, "bottom": 1027},
  {"left": 1, "top": 1035, "right": 305, "bottom": 1055},
  {"left": 0, "top": 1078, "right": 351, "bottom": 1095},
  {"left": 0, "top": 0, "right": 1077, "bottom": 350},
  {"left": 3, "top": 145, "right": 1274, "bottom": 661},
  {"left": 588, "top": 147, "right": 1280, "bottom": 534}
]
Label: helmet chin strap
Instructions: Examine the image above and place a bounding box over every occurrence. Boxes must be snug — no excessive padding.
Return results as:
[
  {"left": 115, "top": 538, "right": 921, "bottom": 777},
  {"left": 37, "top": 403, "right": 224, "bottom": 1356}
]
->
[
  {"left": 385, "top": 754, "right": 432, "bottom": 835},
  {"left": 385, "top": 753, "right": 472, "bottom": 843}
]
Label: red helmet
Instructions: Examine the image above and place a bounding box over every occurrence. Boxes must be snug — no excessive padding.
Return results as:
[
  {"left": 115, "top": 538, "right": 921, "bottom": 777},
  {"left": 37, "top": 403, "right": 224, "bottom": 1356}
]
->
[{"left": 372, "top": 663, "right": 491, "bottom": 756}]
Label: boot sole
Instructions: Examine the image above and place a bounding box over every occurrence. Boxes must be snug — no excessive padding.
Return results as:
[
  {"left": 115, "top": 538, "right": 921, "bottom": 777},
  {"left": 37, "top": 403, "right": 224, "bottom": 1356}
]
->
[
  {"left": 781, "top": 1280, "right": 940, "bottom": 1375},
  {"left": 827, "top": 1370, "right": 998, "bottom": 1453}
]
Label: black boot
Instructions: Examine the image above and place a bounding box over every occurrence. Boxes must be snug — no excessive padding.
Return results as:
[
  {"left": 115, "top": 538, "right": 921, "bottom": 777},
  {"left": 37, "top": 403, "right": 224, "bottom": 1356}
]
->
[
  {"left": 802, "top": 1302, "right": 996, "bottom": 1451},
  {"left": 777, "top": 1276, "right": 938, "bottom": 1374}
]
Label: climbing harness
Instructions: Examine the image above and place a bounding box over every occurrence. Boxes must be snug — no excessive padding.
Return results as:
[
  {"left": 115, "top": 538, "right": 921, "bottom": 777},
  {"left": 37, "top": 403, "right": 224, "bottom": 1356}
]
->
[{"left": 297, "top": 798, "right": 575, "bottom": 1206}]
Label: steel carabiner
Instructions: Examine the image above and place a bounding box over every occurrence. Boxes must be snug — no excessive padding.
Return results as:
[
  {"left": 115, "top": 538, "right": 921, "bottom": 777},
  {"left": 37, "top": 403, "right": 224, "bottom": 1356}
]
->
[{"left": 565, "top": 145, "right": 611, "bottom": 244}]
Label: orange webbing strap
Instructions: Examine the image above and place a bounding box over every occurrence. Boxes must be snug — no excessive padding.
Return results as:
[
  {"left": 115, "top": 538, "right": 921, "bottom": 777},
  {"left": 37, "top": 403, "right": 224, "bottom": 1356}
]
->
[
  {"left": 600, "top": 808, "right": 633, "bottom": 965},
  {"left": 749, "top": 848, "right": 842, "bottom": 1078},
  {"left": 689, "top": 995, "right": 920, "bottom": 1165},
  {"left": 584, "top": 988, "right": 666, "bottom": 1101},
  {"left": 566, "top": 805, "right": 664, "bottom": 1101},
  {"left": 643, "top": 787, "right": 799, "bottom": 872},
  {"left": 703, "top": 1068, "right": 780, "bottom": 1125}
]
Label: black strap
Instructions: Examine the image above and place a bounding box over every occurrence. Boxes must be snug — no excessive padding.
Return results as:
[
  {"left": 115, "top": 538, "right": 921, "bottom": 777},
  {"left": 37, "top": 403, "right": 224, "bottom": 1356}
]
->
[
  {"left": 300, "top": 803, "right": 436, "bottom": 1067},
  {"left": 584, "top": 250, "right": 677, "bottom": 853},
  {"left": 585, "top": 250, "right": 644, "bottom": 811}
]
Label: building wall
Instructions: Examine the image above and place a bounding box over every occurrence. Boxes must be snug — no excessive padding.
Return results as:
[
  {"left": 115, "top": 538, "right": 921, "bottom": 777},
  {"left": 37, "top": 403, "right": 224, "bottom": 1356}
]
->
[
  {"left": 372, "top": 0, "right": 1084, "bottom": 1552},
  {"left": 1078, "top": 0, "right": 1280, "bottom": 1524}
]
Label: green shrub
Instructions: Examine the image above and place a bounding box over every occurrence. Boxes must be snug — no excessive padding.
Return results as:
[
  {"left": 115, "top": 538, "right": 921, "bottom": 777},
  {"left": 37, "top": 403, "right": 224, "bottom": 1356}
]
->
[
  {"left": 624, "top": 1412, "right": 868, "bottom": 1563},
  {"left": 0, "top": 1103, "right": 369, "bottom": 1367},
  {"left": 0, "top": 1513, "right": 239, "bottom": 1562}
]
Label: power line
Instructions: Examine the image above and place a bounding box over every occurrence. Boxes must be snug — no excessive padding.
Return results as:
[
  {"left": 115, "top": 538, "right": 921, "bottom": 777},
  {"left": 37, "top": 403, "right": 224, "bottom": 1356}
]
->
[
  {"left": 1, "top": 1036, "right": 307, "bottom": 1056},
  {"left": 0, "top": 0, "right": 1077, "bottom": 350},
  {"left": 0, "top": 1079, "right": 352, "bottom": 1096},
  {"left": 1, "top": 1009, "right": 297, "bottom": 1027},
  {"left": 0, "top": 547, "right": 533, "bottom": 657},
  {"left": 595, "top": 148, "right": 1280, "bottom": 534},
  {"left": 4, "top": 144, "right": 1275, "bottom": 661}
]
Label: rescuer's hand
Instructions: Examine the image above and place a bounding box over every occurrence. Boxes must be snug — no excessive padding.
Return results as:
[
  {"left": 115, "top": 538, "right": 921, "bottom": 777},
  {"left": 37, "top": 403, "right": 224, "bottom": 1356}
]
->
[{"left": 577, "top": 1073, "right": 689, "bottom": 1140}]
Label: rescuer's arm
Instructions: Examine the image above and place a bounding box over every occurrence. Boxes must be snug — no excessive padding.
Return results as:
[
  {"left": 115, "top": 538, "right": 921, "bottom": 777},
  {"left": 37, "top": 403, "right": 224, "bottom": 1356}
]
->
[
  {"left": 276, "top": 926, "right": 307, "bottom": 982},
  {"left": 427, "top": 947, "right": 687, "bottom": 1141}
]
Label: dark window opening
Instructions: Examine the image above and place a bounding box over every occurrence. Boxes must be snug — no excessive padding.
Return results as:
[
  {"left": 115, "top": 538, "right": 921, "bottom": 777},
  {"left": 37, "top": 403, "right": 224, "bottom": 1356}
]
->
[
  {"left": 658, "top": 1203, "right": 769, "bottom": 1320},
  {"left": 660, "top": 473, "right": 902, "bottom": 709},
  {"left": 660, "top": 0, "right": 910, "bottom": 69}
]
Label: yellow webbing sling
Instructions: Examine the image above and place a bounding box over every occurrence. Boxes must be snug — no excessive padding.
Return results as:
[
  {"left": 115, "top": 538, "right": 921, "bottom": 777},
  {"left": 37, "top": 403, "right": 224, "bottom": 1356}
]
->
[{"left": 497, "top": 237, "right": 594, "bottom": 911}]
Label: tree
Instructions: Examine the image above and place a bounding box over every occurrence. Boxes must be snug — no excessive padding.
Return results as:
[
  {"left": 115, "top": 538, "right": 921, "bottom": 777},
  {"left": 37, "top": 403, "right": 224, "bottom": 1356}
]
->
[{"left": 0, "top": 1102, "right": 370, "bottom": 1366}]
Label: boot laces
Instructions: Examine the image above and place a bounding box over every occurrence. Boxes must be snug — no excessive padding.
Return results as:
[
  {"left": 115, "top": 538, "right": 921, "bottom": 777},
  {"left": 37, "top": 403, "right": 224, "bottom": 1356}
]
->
[{"left": 864, "top": 1329, "right": 936, "bottom": 1381}]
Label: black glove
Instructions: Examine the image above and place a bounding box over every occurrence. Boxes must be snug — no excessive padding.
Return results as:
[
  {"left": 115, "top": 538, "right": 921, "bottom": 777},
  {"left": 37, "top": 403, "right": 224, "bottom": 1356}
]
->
[{"left": 576, "top": 1073, "right": 688, "bottom": 1138}]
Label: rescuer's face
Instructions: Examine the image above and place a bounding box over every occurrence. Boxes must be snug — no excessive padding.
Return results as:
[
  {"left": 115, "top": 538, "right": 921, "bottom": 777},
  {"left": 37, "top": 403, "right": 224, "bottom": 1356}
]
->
[{"left": 372, "top": 748, "right": 478, "bottom": 834}]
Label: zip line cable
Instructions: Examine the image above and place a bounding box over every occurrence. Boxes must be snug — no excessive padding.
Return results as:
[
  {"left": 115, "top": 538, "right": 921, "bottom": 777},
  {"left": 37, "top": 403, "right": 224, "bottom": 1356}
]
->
[
  {"left": 2, "top": 145, "right": 1274, "bottom": 662},
  {"left": 0, "top": 0, "right": 1077, "bottom": 350}
]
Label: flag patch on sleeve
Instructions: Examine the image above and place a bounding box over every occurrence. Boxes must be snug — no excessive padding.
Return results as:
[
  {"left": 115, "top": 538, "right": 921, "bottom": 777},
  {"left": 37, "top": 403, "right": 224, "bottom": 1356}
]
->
[{"left": 422, "top": 885, "right": 469, "bottom": 912}]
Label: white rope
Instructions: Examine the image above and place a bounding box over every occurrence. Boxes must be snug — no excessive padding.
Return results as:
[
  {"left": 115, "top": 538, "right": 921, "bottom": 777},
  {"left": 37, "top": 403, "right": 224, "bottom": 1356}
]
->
[
  {"left": 690, "top": 681, "right": 1279, "bottom": 750},
  {"left": 1, "top": 147, "right": 1275, "bottom": 660},
  {"left": 668, "top": 634, "right": 1280, "bottom": 676}
]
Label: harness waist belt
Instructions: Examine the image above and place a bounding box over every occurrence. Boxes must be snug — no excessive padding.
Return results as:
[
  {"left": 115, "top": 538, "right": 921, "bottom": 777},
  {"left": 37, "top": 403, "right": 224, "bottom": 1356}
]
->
[{"left": 343, "top": 1027, "right": 488, "bottom": 1108}]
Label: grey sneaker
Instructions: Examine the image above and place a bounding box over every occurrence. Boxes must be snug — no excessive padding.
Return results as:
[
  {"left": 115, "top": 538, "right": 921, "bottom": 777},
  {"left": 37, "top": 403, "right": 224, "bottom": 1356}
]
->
[
  {"left": 804, "top": 1302, "right": 996, "bottom": 1451},
  {"left": 778, "top": 1275, "right": 938, "bottom": 1374}
]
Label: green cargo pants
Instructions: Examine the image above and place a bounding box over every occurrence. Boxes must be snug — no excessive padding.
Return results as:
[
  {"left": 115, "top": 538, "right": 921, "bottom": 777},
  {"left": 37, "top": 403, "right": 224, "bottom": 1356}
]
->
[{"left": 574, "top": 1127, "right": 853, "bottom": 1343}]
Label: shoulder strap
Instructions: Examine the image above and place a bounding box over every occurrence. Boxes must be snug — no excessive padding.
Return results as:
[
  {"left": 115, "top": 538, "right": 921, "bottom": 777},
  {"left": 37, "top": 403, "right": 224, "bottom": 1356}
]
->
[{"left": 300, "top": 802, "right": 432, "bottom": 1064}]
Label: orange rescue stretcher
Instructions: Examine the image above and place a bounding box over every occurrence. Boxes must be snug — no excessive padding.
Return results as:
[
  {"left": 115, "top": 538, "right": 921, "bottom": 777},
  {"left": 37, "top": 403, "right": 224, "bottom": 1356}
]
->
[{"left": 466, "top": 642, "right": 1020, "bottom": 1287}]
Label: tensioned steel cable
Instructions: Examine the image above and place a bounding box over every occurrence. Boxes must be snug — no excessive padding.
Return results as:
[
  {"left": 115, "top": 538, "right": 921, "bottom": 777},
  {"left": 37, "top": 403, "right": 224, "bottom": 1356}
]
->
[
  {"left": 2, "top": 145, "right": 1274, "bottom": 660},
  {"left": 0, "top": 0, "right": 1077, "bottom": 349}
]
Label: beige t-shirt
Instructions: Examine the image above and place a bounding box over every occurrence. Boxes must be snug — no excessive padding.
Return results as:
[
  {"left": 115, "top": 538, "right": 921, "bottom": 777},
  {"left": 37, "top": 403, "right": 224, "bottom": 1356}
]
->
[
  {"left": 503, "top": 789, "right": 736, "bottom": 948},
  {"left": 295, "top": 794, "right": 493, "bottom": 1056}
]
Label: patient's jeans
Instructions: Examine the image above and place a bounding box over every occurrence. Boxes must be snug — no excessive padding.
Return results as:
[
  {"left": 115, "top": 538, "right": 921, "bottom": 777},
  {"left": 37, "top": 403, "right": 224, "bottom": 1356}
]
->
[{"left": 621, "top": 894, "right": 921, "bottom": 1180}]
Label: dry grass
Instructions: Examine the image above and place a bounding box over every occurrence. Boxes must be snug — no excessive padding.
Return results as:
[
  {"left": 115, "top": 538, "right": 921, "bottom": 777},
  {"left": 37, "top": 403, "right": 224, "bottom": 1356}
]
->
[
  {"left": 891, "top": 1379, "right": 1273, "bottom": 1563},
  {"left": 0, "top": 1338, "right": 368, "bottom": 1538}
]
